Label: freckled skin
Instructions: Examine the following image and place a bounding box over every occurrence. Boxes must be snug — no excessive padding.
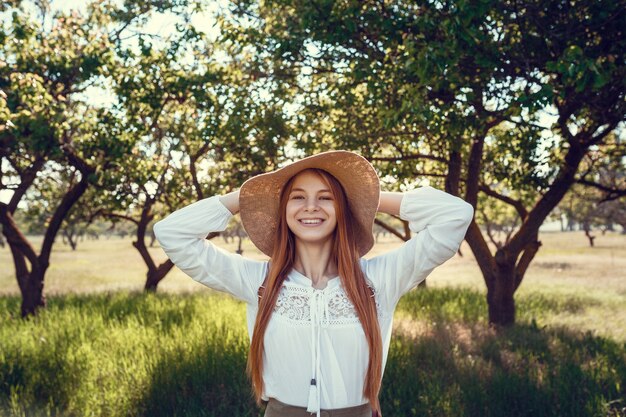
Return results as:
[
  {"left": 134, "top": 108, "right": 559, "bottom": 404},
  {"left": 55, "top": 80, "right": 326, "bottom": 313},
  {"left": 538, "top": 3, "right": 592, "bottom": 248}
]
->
[{"left": 285, "top": 171, "right": 338, "bottom": 248}]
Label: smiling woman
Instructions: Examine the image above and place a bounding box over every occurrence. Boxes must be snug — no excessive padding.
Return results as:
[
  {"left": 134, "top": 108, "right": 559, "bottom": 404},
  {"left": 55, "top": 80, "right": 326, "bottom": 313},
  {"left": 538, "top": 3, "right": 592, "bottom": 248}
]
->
[
  {"left": 285, "top": 170, "right": 339, "bottom": 258},
  {"left": 153, "top": 150, "right": 474, "bottom": 417}
]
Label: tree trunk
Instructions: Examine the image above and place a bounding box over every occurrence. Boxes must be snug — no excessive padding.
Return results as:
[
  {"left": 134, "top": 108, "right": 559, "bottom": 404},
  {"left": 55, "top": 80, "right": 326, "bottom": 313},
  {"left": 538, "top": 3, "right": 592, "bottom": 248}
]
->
[
  {"left": 1, "top": 203, "right": 48, "bottom": 316},
  {"left": 568, "top": 219, "right": 576, "bottom": 231},
  {"left": 487, "top": 266, "right": 516, "bottom": 326},
  {"left": 236, "top": 236, "right": 243, "bottom": 255},
  {"left": 20, "top": 267, "right": 47, "bottom": 317},
  {"left": 134, "top": 205, "right": 178, "bottom": 292},
  {"left": 144, "top": 260, "right": 175, "bottom": 292},
  {"left": 63, "top": 229, "right": 78, "bottom": 250},
  {"left": 584, "top": 228, "right": 595, "bottom": 247}
]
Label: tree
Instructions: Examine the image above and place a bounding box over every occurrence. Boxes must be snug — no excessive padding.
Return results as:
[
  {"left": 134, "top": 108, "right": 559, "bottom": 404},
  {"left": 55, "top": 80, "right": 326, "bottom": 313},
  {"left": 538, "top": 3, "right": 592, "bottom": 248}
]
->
[
  {"left": 89, "top": 10, "right": 291, "bottom": 291},
  {"left": 99, "top": 30, "right": 199, "bottom": 291},
  {"left": 19, "top": 165, "right": 95, "bottom": 251},
  {"left": 558, "top": 130, "right": 626, "bottom": 242},
  {"left": 0, "top": 3, "right": 129, "bottom": 316},
  {"left": 0, "top": 0, "right": 190, "bottom": 315},
  {"left": 221, "top": 0, "right": 625, "bottom": 325}
]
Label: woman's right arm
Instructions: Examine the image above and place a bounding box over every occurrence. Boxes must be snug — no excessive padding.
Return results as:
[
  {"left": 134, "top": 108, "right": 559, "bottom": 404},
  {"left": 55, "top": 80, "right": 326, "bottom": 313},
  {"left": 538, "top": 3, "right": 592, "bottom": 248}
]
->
[
  {"left": 153, "top": 193, "right": 266, "bottom": 304},
  {"left": 219, "top": 190, "right": 240, "bottom": 215}
]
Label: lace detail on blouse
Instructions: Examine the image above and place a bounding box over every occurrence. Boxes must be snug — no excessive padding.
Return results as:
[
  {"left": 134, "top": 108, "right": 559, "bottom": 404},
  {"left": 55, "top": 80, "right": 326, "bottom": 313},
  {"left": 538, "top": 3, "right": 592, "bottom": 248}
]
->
[
  {"left": 274, "top": 287, "right": 311, "bottom": 321},
  {"left": 272, "top": 283, "right": 382, "bottom": 326}
]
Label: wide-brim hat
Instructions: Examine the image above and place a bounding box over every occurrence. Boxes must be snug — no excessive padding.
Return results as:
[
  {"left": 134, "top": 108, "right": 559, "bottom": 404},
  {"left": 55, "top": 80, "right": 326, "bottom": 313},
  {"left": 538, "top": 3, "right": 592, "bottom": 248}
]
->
[{"left": 239, "top": 150, "right": 380, "bottom": 257}]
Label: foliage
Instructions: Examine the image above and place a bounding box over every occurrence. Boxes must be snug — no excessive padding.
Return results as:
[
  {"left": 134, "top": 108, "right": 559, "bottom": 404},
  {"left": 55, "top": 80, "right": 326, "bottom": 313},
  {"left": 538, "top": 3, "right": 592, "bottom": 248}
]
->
[
  {"left": 219, "top": 0, "right": 626, "bottom": 325},
  {"left": 559, "top": 184, "right": 626, "bottom": 233},
  {"left": 556, "top": 132, "right": 626, "bottom": 233},
  {"left": 2, "top": 0, "right": 624, "bottom": 322},
  {"left": 0, "top": 0, "right": 136, "bottom": 314},
  {"left": 220, "top": 0, "right": 625, "bottom": 219},
  {"left": 0, "top": 0, "right": 294, "bottom": 304}
]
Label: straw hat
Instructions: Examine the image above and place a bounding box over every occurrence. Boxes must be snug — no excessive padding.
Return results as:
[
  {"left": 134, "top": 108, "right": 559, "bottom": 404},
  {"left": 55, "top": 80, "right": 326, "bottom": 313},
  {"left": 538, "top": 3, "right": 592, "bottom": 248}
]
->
[{"left": 239, "top": 150, "right": 380, "bottom": 257}]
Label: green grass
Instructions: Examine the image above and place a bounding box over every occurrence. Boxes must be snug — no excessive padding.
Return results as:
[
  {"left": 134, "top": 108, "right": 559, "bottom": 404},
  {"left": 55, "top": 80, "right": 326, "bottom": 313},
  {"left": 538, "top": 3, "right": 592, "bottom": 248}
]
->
[
  {"left": 1, "top": 290, "right": 624, "bottom": 417},
  {"left": 0, "top": 292, "right": 256, "bottom": 417},
  {"left": 1, "top": 231, "right": 625, "bottom": 416},
  {"left": 392, "top": 288, "right": 626, "bottom": 417}
]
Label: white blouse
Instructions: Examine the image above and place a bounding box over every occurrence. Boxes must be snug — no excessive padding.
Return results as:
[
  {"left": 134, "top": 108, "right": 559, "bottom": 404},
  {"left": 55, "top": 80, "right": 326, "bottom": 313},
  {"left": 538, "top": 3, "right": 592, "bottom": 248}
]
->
[{"left": 154, "top": 186, "right": 473, "bottom": 415}]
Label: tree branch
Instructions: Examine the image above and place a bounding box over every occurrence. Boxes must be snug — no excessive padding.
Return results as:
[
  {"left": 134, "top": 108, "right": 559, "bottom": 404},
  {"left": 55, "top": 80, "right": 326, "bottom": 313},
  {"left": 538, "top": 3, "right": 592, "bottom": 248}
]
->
[
  {"left": 576, "top": 178, "right": 626, "bottom": 202},
  {"left": 0, "top": 203, "right": 39, "bottom": 268},
  {"left": 515, "top": 239, "right": 542, "bottom": 290},
  {"left": 370, "top": 153, "right": 447, "bottom": 163},
  {"left": 479, "top": 185, "right": 529, "bottom": 220},
  {"left": 374, "top": 218, "right": 410, "bottom": 241},
  {"left": 39, "top": 176, "right": 90, "bottom": 266},
  {"left": 465, "top": 135, "right": 486, "bottom": 207},
  {"left": 480, "top": 208, "right": 502, "bottom": 249},
  {"left": 100, "top": 211, "right": 140, "bottom": 225}
]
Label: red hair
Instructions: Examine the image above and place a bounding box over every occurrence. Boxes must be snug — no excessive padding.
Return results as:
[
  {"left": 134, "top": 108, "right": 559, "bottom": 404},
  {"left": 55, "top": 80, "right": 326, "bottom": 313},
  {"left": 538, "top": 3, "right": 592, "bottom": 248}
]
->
[{"left": 246, "top": 169, "right": 382, "bottom": 414}]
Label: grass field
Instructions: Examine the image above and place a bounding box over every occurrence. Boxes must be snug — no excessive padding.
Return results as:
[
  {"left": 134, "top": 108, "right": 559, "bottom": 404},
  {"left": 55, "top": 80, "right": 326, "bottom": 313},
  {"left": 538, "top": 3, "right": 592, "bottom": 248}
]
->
[
  {"left": 0, "top": 231, "right": 625, "bottom": 416},
  {"left": 2, "top": 230, "right": 625, "bottom": 341}
]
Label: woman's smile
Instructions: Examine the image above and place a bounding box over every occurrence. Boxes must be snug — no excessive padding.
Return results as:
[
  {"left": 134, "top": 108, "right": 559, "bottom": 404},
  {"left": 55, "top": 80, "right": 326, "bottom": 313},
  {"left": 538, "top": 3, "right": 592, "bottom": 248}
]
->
[{"left": 298, "top": 218, "right": 325, "bottom": 226}]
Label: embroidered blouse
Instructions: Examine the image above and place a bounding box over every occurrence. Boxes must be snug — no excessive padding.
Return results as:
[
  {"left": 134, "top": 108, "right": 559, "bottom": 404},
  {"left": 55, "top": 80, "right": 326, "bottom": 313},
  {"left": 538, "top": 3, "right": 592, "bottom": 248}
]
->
[{"left": 153, "top": 186, "right": 473, "bottom": 415}]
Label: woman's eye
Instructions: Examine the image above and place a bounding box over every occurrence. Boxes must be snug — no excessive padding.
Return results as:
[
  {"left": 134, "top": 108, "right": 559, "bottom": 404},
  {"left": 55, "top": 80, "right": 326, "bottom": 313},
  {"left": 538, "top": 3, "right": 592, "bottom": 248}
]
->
[
  {"left": 291, "top": 195, "right": 304, "bottom": 200},
  {"left": 320, "top": 196, "right": 333, "bottom": 201}
]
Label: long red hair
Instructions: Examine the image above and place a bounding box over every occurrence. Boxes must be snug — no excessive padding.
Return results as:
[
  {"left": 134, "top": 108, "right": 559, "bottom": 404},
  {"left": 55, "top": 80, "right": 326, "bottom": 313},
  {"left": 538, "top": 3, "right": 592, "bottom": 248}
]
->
[{"left": 246, "top": 168, "right": 383, "bottom": 414}]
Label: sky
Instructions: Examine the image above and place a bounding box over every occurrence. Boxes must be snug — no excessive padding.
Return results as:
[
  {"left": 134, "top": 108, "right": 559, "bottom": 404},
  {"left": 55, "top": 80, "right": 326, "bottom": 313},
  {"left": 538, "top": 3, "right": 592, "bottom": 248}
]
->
[{"left": 53, "top": 0, "right": 223, "bottom": 37}]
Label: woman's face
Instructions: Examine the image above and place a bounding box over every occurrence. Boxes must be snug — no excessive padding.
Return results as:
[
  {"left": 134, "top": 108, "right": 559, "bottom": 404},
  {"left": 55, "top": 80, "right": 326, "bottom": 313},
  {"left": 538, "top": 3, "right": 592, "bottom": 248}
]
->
[{"left": 285, "top": 170, "right": 338, "bottom": 247}]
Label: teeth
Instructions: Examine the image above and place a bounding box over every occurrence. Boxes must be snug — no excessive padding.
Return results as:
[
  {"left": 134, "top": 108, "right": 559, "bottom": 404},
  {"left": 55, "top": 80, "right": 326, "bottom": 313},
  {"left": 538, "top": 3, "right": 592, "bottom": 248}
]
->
[{"left": 300, "top": 219, "right": 322, "bottom": 224}]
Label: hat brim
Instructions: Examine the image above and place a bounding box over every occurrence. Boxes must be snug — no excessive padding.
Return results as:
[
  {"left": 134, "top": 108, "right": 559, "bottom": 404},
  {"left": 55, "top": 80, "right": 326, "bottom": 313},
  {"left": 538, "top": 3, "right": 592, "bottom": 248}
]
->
[{"left": 239, "top": 151, "right": 380, "bottom": 257}]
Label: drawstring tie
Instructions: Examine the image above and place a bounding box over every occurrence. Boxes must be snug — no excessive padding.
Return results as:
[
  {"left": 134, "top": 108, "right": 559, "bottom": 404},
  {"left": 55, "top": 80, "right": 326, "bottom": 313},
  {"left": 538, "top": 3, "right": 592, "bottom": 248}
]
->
[{"left": 306, "top": 289, "right": 329, "bottom": 417}]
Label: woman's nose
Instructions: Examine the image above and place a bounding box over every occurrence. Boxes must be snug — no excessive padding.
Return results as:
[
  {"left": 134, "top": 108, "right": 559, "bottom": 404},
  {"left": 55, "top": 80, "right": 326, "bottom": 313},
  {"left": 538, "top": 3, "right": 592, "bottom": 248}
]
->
[{"left": 304, "top": 198, "right": 319, "bottom": 211}]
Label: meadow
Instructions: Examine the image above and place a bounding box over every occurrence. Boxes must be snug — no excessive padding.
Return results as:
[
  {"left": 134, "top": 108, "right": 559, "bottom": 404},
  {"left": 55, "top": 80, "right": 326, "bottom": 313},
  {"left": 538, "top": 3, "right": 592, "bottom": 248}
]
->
[{"left": 0, "top": 231, "right": 625, "bottom": 416}]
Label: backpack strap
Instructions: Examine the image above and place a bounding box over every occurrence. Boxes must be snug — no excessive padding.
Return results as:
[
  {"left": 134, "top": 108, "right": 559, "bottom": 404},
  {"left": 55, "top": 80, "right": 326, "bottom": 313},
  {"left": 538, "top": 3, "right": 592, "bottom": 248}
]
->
[{"left": 257, "top": 262, "right": 271, "bottom": 301}]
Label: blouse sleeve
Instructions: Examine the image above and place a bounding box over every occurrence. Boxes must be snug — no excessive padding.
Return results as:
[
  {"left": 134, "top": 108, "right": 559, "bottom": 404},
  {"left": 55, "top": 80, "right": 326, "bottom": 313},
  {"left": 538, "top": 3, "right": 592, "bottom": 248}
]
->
[
  {"left": 362, "top": 186, "right": 474, "bottom": 309},
  {"left": 153, "top": 196, "right": 267, "bottom": 304}
]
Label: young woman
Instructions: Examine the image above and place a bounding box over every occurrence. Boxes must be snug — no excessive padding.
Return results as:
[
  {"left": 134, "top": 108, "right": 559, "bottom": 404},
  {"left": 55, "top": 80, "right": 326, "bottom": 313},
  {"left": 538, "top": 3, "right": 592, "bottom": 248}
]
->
[{"left": 154, "top": 150, "right": 474, "bottom": 417}]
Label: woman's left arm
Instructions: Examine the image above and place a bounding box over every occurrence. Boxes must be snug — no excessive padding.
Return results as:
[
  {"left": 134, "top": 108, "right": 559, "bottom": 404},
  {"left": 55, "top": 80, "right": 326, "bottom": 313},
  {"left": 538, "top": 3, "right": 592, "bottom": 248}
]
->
[{"left": 364, "top": 187, "right": 474, "bottom": 306}]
